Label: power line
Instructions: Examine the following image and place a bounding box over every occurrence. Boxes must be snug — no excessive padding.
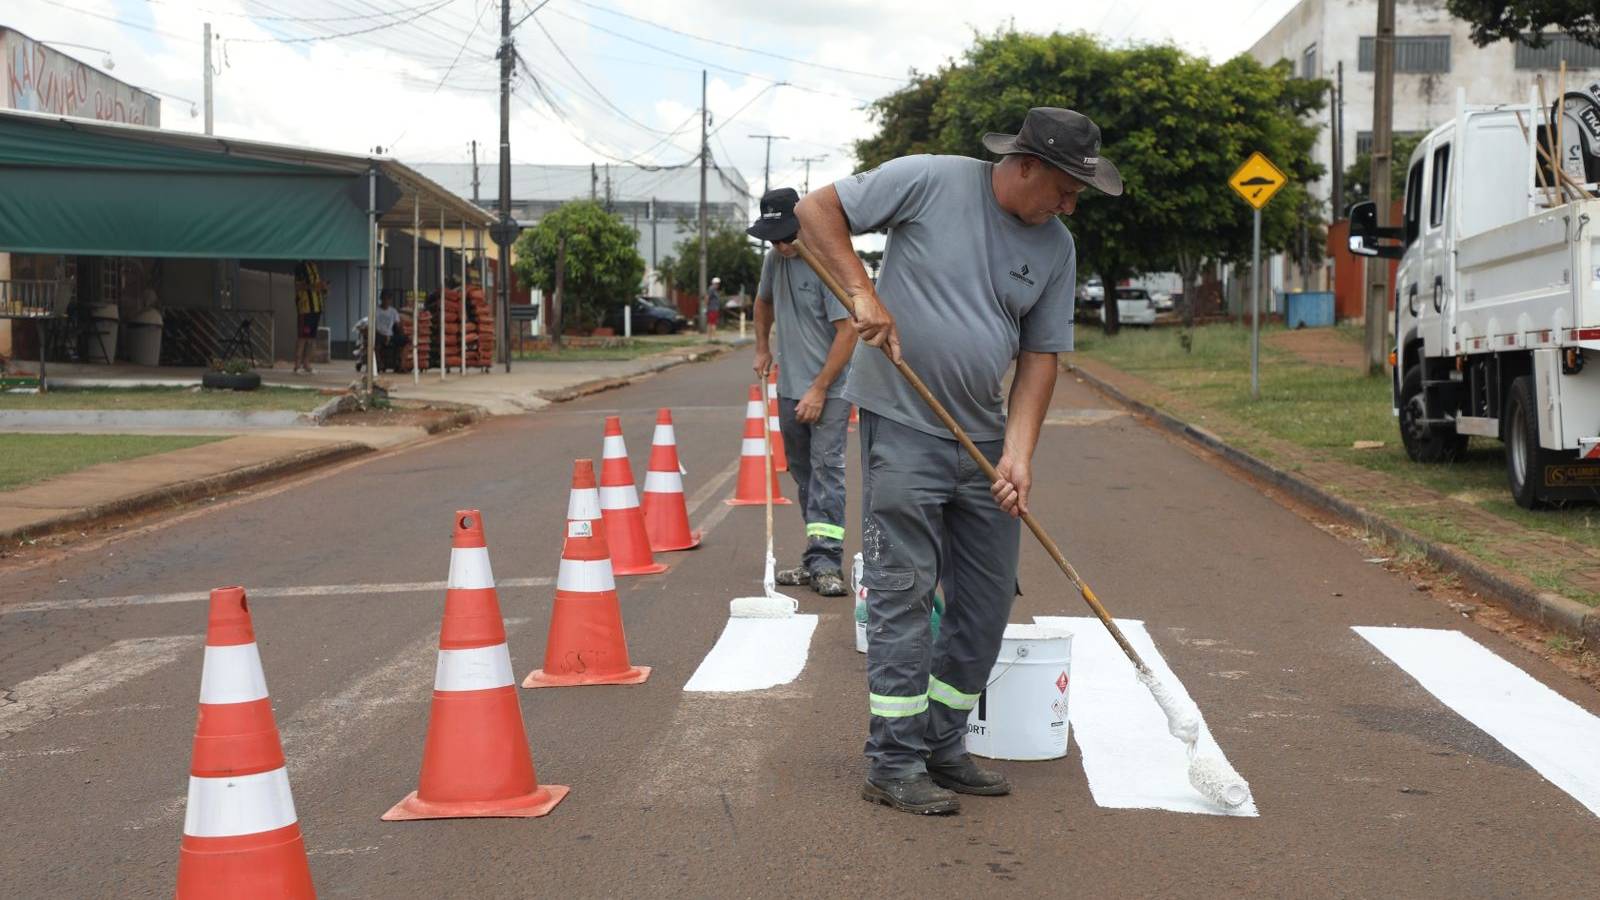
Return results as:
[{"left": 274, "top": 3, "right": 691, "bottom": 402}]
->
[
  {"left": 221, "top": 0, "right": 456, "bottom": 43},
  {"left": 531, "top": 16, "right": 672, "bottom": 136},
  {"left": 139, "top": 0, "right": 448, "bottom": 23}
]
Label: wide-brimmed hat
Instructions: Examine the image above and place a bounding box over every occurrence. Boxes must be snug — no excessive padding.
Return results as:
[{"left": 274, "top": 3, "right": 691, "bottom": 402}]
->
[
  {"left": 746, "top": 187, "right": 801, "bottom": 241},
  {"left": 982, "top": 107, "right": 1123, "bottom": 197}
]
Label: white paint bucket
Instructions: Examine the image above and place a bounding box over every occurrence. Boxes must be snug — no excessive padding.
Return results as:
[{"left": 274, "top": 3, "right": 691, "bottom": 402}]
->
[{"left": 966, "top": 623, "right": 1074, "bottom": 761}]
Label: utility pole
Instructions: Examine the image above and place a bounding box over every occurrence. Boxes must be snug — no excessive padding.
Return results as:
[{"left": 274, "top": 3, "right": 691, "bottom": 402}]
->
[
  {"left": 591, "top": 163, "right": 598, "bottom": 202},
  {"left": 202, "top": 23, "right": 214, "bottom": 135},
  {"left": 604, "top": 163, "right": 612, "bottom": 212},
  {"left": 748, "top": 134, "right": 789, "bottom": 194},
  {"left": 1331, "top": 61, "right": 1344, "bottom": 221},
  {"left": 496, "top": 0, "right": 513, "bottom": 373},
  {"left": 697, "top": 69, "right": 709, "bottom": 334},
  {"left": 471, "top": 139, "right": 480, "bottom": 203},
  {"left": 649, "top": 197, "right": 658, "bottom": 275},
  {"left": 795, "top": 154, "right": 828, "bottom": 193},
  {"left": 1366, "top": 0, "right": 1396, "bottom": 376}
]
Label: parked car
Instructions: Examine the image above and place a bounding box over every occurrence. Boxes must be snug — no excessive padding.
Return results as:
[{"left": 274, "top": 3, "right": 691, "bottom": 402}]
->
[
  {"left": 607, "top": 296, "right": 688, "bottom": 335},
  {"left": 1075, "top": 276, "right": 1106, "bottom": 322},
  {"left": 1152, "top": 291, "right": 1175, "bottom": 313},
  {"left": 1097, "top": 287, "right": 1158, "bottom": 327}
]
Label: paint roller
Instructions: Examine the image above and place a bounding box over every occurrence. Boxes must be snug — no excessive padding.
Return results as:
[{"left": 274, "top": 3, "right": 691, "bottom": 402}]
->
[
  {"left": 729, "top": 367, "right": 799, "bottom": 619},
  {"left": 787, "top": 233, "right": 1251, "bottom": 810}
]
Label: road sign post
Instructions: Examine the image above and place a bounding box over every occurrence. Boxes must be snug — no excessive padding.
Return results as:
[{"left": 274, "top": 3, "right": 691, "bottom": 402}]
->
[{"left": 1228, "top": 151, "right": 1287, "bottom": 400}]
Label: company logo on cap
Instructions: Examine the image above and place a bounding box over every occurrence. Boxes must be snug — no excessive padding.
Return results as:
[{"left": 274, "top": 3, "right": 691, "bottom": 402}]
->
[
  {"left": 1083, "top": 157, "right": 1098, "bottom": 165},
  {"left": 761, "top": 211, "right": 782, "bottom": 219}
]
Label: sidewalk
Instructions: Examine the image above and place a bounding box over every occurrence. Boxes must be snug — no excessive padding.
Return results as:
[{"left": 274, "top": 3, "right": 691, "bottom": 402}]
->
[{"left": 1071, "top": 356, "right": 1600, "bottom": 644}]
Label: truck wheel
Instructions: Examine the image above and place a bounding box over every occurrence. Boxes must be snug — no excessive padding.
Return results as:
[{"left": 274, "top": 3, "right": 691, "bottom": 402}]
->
[
  {"left": 1504, "top": 375, "right": 1547, "bottom": 510},
  {"left": 1398, "top": 365, "right": 1467, "bottom": 463}
]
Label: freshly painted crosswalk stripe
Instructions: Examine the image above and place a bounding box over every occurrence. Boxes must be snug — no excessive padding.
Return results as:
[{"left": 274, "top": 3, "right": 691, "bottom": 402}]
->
[
  {"left": 1355, "top": 625, "right": 1600, "bottom": 818},
  {"left": 684, "top": 615, "right": 819, "bottom": 693},
  {"left": 0, "top": 635, "right": 203, "bottom": 736},
  {"left": 1034, "top": 616, "right": 1258, "bottom": 817}
]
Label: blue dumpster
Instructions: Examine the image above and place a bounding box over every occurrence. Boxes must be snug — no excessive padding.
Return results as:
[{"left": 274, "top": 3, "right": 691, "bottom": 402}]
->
[{"left": 1284, "top": 291, "right": 1335, "bottom": 328}]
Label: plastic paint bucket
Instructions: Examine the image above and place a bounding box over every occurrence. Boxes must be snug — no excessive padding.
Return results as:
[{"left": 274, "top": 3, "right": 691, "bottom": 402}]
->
[{"left": 966, "top": 623, "right": 1073, "bottom": 761}]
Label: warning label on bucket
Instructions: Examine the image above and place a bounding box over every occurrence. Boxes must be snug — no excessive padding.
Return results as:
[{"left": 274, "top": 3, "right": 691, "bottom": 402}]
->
[{"left": 1056, "top": 671, "right": 1069, "bottom": 693}]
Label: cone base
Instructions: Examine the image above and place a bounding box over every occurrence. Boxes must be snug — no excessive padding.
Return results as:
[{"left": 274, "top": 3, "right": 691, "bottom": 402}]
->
[
  {"left": 726, "top": 497, "right": 792, "bottom": 506},
  {"left": 650, "top": 530, "right": 702, "bottom": 552},
  {"left": 611, "top": 560, "right": 670, "bottom": 576},
  {"left": 522, "top": 665, "right": 651, "bottom": 689},
  {"left": 381, "top": 784, "right": 570, "bottom": 821}
]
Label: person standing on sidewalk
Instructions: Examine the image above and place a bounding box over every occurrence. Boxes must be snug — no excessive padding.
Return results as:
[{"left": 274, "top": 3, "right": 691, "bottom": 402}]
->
[
  {"left": 707, "top": 276, "right": 723, "bottom": 330},
  {"left": 795, "top": 107, "right": 1121, "bottom": 815},
  {"left": 293, "top": 260, "right": 327, "bottom": 375},
  {"left": 749, "top": 188, "right": 854, "bottom": 597}
]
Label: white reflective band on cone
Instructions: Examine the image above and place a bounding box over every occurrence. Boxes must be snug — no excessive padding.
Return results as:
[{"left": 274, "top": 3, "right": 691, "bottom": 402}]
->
[
  {"left": 567, "top": 487, "right": 602, "bottom": 521},
  {"left": 599, "top": 485, "right": 639, "bottom": 510},
  {"left": 447, "top": 546, "right": 496, "bottom": 590},
  {"left": 183, "top": 767, "right": 298, "bottom": 838},
  {"left": 745, "top": 401, "right": 764, "bottom": 418},
  {"left": 602, "top": 434, "right": 628, "bottom": 458},
  {"left": 768, "top": 416, "right": 780, "bottom": 429},
  {"left": 557, "top": 557, "right": 616, "bottom": 593},
  {"left": 767, "top": 382, "right": 777, "bottom": 398},
  {"left": 198, "top": 643, "right": 269, "bottom": 705},
  {"left": 433, "top": 643, "right": 515, "bottom": 691},
  {"left": 652, "top": 424, "right": 676, "bottom": 445},
  {"left": 741, "top": 438, "right": 767, "bottom": 456},
  {"left": 643, "top": 470, "right": 684, "bottom": 493}
]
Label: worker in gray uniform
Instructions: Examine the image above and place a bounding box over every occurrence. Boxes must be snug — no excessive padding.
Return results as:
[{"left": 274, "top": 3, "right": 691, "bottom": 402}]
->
[
  {"left": 795, "top": 108, "right": 1121, "bottom": 815},
  {"left": 749, "top": 187, "right": 854, "bottom": 596}
]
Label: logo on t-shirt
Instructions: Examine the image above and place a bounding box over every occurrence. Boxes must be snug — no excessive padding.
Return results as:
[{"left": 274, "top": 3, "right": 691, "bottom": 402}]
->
[
  {"left": 1008, "top": 263, "right": 1035, "bottom": 286},
  {"left": 852, "top": 166, "right": 881, "bottom": 184}
]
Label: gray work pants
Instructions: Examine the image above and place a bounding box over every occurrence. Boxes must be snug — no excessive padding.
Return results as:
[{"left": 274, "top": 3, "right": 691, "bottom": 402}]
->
[
  {"left": 777, "top": 395, "right": 849, "bottom": 574},
  {"left": 859, "top": 411, "right": 1020, "bottom": 779}
]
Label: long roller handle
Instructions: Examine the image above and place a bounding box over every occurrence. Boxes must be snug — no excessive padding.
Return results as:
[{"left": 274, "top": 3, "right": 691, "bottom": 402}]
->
[{"left": 793, "top": 238, "right": 1150, "bottom": 674}]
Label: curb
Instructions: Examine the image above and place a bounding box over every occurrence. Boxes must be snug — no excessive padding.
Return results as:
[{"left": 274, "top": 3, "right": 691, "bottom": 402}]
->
[
  {"left": 1070, "top": 362, "right": 1600, "bottom": 645},
  {"left": 0, "top": 442, "right": 371, "bottom": 545},
  {"left": 538, "top": 342, "right": 736, "bottom": 403}
]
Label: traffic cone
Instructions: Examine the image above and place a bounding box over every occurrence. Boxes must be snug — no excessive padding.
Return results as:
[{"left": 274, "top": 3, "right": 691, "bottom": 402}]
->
[
  {"left": 598, "top": 416, "right": 670, "bottom": 576},
  {"left": 524, "top": 460, "right": 652, "bottom": 688},
  {"left": 726, "top": 384, "right": 791, "bottom": 506},
  {"left": 177, "top": 586, "right": 314, "bottom": 899},
  {"left": 766, "top": 366, "right": 789, "bottom": 472},
  {"left": 383, "top": 510, "right": 569, "bottom": 820},
  {"left": 639, "top": 408, "right": 701, "bottom": 551},
  {"left": 849, "top": 404, "right": 859, "bottom": 433}
]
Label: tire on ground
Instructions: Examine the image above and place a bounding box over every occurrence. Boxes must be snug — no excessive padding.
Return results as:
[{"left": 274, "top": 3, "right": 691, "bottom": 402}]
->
[
  {"left": 1504, "top": 374, "right": 1547, "bottom": 510},
  {"left": 1398, "top": 365, "right": 1467, "bottom": 463}
]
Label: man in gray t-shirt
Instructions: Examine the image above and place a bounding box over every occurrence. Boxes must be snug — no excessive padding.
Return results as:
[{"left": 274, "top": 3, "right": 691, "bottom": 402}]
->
[
  {"left": 750, "top": 188, "right": 856, "bottom": 594},
  {"left": 795, "top": 107, "right": 1122, "bottom": 815}
]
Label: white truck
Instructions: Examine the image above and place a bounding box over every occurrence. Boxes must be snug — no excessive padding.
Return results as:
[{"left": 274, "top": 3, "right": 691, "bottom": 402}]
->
[{"left": 1349, "top": 86, "right": 1600, "bottom": 508}]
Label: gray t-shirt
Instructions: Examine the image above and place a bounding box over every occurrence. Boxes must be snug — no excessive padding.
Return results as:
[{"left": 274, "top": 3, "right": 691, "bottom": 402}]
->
[
  {"left": 833, "top": 154, "right": 1076, "bottom": 441},
  {"left": 757, "top": 250, "right": 851, "bottom": 400}
]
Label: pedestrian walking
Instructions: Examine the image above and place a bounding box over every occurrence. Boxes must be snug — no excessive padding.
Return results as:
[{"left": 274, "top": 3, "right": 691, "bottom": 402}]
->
[
  {"left": 748, "top": 188, "right": 854, "bottom": 597},
  {"left": 794, "top": 107, "right": 1122, "bottom": 815},
  {"left": 293, "top": 260, "right": 327, "bottom": 375},
  {"left": 707, "top": 276, "right": 723, "bottom": 329}
]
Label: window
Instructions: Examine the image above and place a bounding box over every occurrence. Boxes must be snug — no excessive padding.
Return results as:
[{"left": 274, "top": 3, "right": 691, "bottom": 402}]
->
[
  {"left": 1358, "top": 35, "right": 1451, "bottom": 73},
  {"left": 1301, "top": 43, "right": 1318, "bottom": 79},
  {"left": 1356, "top": 130, "right": 1426, "bottom": 157},
  {"left": 1429, "top": 144, "right": 1450, "bottom": 229},
  {"left": 1403, "top": 157, "right": 1425, "bottom": 248},
  {"left": 1514, "top": 33, "right": 1600, "bottom": 69}
]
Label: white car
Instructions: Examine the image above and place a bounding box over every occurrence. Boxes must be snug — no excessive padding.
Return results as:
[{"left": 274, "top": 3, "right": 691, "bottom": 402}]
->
[{"left": 1097, "top": 287, "right": 1158, "bottom": 327}]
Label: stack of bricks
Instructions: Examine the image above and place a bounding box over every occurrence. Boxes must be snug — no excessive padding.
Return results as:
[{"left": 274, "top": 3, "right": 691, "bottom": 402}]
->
[
  {"left": 397, "top": 294, "right": 433, "bottom": 372},
  {"left": 467, "top": 286, "right": 495, "bottom": 370},
  {"left": 442, "top": 288, "right": 467, "bottom": 372}
]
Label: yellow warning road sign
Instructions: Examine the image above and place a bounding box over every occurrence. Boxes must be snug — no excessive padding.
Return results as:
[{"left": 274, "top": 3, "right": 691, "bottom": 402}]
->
[{"left": 1229, "top": 152, "right": 1287, "bottom": 209}]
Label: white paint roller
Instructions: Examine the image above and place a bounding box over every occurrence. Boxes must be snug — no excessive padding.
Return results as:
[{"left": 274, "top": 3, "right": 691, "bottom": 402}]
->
[
  {"left": 1138, "top": 669, "right": 1252, "bottom": 808},
  {"left": 731, "top": 369, "right": 797, "bottom": 619}
]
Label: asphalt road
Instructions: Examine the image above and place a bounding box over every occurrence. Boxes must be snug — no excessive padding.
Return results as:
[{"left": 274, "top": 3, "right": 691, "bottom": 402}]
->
[{"left": 2, "top": 350, "right": 1598, "bottom": 898}]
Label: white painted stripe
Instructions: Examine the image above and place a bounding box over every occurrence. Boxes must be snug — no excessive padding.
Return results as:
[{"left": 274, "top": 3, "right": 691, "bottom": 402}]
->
[
  {"left": 685, "top": 614, "right": 819, "bottom": 692},
  {"left": 1034, "top": 616, "right": 1258, "bottom": 817},
  {"left": 198, "top": 643, "right": 270, "bottom": 705},
  {"left": 7, "top": 578, "right": 554, "bottom": 616},
  {"left": 446, "top": 546, "right": 496, "bottom": 590},
  {"left": 434, "top": 643, "right": 515, "bottom": 691},
  {"left": 1355, "top": 626, "right": 1600, "bottom": 818},
  {"left": 652, "top": 424, "right": 676, "bottom": 446},
  {"left": 183, "top": 768, "right": 297, "bottom": 837},
  {"left": 567, "top": 486, "right": 601, "bottom": 522},
  {"left": 602, "top": 434, "right": 628, "bottom": 458},
  {"left": 599, "top": 484, "right": 639, "bottom": 510},
  {"left": 0, "top": 635, "right": 202, "bottom": 735},
  {"left": 643, "top": 470, "right": 684, "bottom": 493},
  {"left": 557, "top": 557, "right": 616, "bottom": 592},
  {"left": 745, "top": 400, "right": 764, "bottom": 418},
  {"left": 686, "top": 457, "right": 742, "bottom": 519},
  {"left": 741, "top": 438, "right": 767, "bottom": 456}
]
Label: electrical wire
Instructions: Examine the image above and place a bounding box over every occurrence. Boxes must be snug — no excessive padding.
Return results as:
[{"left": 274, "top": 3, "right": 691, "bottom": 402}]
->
[
  {"left": 531, "top": 17, "right": 672, "bottom": 136},
  {"left": 221, "top": 0, "right": 456, "bottom": 43},
  {"left": 138, "top": 0, "right": 449, "bottom": 23}
]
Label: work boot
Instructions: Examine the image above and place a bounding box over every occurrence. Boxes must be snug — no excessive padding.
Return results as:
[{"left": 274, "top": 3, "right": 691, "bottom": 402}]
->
[
  {"left": 927, "top": 754, "right": 1012, "bottom": 796},
  {"left": 810, "top": 569, "right": 848, "bottom": 597},
  {"left": 861, "top": 774, "right": 960, "bottom": 815},
  {"left": 774, "top": 564, "right": 809, "bottom": 586}
]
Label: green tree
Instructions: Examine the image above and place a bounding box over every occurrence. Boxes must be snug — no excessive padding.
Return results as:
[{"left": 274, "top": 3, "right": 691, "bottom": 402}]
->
[
  {"left": 854, "top": 30, "right": 1325, "bottom": 333},
  {"left": 511, "top": 201, "right": 643, "bottom": 337},
  {"left": 1447, "top": 1, "right": 1599, "bottom": 48},
  {"left": 1340, "top": 132, "right": 1425, "bottom": 212},
  {"left": 660, "top": 220, "right": 763, "bottom": 308}
]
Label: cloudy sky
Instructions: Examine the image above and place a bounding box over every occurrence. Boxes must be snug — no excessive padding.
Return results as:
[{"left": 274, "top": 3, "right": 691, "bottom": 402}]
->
[{"left": 6, "top": 0, "right": 1302, "bottom": 197}]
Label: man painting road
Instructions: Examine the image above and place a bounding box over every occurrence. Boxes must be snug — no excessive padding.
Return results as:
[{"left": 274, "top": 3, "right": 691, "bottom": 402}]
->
[
  {"left": 749, "top": 188, "right": 854, "bottom": 597},
  {"left": 795, "top": 107, "right": 1122, "bottom": 815}
]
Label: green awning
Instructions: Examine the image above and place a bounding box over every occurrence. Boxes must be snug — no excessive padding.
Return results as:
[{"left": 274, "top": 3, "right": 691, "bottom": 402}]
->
[{"left": 0, "top": 117, "right": 378, "bottom": 259}]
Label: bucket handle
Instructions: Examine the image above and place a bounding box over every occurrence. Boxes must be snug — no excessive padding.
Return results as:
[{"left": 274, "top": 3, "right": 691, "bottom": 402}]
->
[{"left": 983, "top": 644, "right": 1028, "bottom": 690}]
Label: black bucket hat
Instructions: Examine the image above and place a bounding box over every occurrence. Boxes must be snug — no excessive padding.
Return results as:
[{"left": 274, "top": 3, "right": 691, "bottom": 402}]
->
[
  {"left": 747, "top": 187, "right": 801, "bottom": 242},
  {"left": 982, "top": 107, "right": 1123, "bottom": 197}
]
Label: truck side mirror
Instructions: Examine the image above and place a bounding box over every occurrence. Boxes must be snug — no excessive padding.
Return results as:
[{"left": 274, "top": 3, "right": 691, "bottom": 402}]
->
[{"left": 1346, "top": 200, "right": 1404, "bottom": 259}]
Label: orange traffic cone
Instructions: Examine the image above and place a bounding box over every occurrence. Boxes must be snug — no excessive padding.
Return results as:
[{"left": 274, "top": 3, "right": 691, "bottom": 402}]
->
[
  {"left": 177, "top": 586, "right": 315, "bottom": 899},
  {"left": 525, "top": 460, "right": 652, "bottom": 688},
  {"left": 639, "top": 408, "right": 701, "bottom": 551},
  {"left": 383, "top": 510, "right": 569, "bottom": 820},
  {"left": 598, "top": 416, "right": 670, "bottom": 576},
  {"left": 849, "top": 404, "right": 859, "bottom": 433},
  {"left": 766, "top": 366, "right": 789, "bottom": 472},
  {"left": 728, "top": 384, "right": 791, "bottom": 506}
]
